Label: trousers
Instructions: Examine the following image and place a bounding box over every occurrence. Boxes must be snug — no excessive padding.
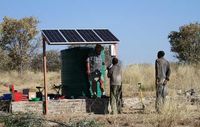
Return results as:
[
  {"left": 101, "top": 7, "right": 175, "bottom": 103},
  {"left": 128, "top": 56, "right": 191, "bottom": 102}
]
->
[
  {"left": 155, "top": 79, "right": 167, "bottom": 112},
  {"left": 110, "top": 85, "right": 122, "bottom": 114}
]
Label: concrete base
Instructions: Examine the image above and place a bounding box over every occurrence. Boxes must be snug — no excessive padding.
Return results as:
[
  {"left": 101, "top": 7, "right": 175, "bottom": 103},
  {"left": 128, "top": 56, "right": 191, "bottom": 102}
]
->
[
  {"left": 11, "top": 98, "right": 109, "bottom": 115},
  {"left": 5, "top": 97, "right": 154, "bottom": 115}
]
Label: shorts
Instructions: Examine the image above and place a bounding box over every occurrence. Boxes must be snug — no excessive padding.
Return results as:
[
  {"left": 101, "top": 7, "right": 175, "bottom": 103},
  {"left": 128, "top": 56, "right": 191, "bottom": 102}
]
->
[{"left": 90, "top": 70, "right": 103, "bottom": 82}]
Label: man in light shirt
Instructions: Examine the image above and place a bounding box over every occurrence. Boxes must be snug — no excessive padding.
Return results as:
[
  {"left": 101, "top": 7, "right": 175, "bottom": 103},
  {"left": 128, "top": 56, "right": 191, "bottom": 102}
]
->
[
  {"left": 86, "top": 44, "right": 105, "bottom": 98},
  {"left": 107, "top": 57, "right": 122, "bottom": 114}
]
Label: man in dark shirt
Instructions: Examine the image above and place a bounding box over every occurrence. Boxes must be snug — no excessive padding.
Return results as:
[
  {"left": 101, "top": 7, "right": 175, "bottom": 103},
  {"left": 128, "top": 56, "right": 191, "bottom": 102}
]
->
[{"left": 155, "top": 51, "right": 171, "bottom": 113}]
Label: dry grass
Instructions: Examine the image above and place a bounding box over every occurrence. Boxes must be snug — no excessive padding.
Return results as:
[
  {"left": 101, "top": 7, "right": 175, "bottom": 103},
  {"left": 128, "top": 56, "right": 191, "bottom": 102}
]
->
[
  {"left": 142, "top": 98, "right": 200, "bottom": 127},
  {"left": 1, "top": 64, "right": 200, "bottom": 96},
  {"left": 0, "top": 64, "right": 200, "bottom": 126},
  {"left": 122, "top": 64, "right": 155, "bottom": 97},
  {"left": 0, "top": 71, "right": 61, "bottom": 95},
  {"left": 122, "top": 64, "right": 200, "bottom": 97}
]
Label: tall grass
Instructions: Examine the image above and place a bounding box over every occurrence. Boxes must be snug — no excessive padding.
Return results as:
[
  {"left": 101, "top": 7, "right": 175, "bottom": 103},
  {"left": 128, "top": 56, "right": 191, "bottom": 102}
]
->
[
  {"left": 0, "top": 71, "right": 60, "bottom": 95},
  {"left": 0, "top": 63, "right": 200, "bottom": 96},
  {"left": 122, "top": 63, "right": 200, "bottom": 97},
  {"left": 122, "top": 64, "right": 155, "bottom": 97},
  {"left": 143, "top": 97, "right": 200, "bottom": 127}
]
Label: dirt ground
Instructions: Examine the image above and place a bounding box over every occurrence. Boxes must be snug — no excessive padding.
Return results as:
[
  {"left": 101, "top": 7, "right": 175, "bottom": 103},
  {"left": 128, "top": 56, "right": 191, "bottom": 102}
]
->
[
  {"left": 45, "top": 95, "right": 200, "bottom": 127},
  {"left": 0, "top": 88, "right": 200, "bottom": 127},
  {"left": 0, "top": 97, "right": 200, "bottom": 127}
]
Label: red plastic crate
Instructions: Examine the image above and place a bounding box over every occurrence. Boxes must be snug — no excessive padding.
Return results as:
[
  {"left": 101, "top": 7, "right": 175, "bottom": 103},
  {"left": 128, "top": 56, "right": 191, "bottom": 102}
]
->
[{"left": 13, "top": 92, "right": 23, "bottom": 102}]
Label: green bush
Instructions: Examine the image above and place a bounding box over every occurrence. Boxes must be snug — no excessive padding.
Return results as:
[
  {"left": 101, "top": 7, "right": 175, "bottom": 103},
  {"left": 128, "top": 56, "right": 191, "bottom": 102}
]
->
[
  {"left": 69, "top": 119, "right": 104, "bottom": 127},
  {"left": 0, "top": 113, "right": 46, "bottom": 127}
]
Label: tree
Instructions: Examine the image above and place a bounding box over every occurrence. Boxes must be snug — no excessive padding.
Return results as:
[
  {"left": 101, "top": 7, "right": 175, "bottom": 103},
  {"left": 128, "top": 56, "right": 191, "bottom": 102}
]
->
[
  {"left": 31, "top": 50, "right": 61, "bottom": 72},
  {"left": 0, "top": 47, "right": 11, "bottom": 70},
  {"left": 168, "top": 23, "right": 200, "bottom": 64},
  {"left": 0, "top": 16, "right": 39, "bottom": 71}
]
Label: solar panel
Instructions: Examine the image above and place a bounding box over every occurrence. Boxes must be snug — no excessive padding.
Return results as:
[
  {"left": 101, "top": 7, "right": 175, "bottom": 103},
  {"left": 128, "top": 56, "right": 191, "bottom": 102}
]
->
[
  {"left": 60, "top": 30, "right": 84, "bottom": 42},
  {"left": 42, "top": 30, "right": 66, "bottom": 43},
  {"left": 77, "top": 30, "right": 102, "bottom": 42},
  {"left": 94, "top": 29, "right": 119, "bottom": 41},
  {"left": 42, "top": 29, "right": 119, "bottom": 45}
]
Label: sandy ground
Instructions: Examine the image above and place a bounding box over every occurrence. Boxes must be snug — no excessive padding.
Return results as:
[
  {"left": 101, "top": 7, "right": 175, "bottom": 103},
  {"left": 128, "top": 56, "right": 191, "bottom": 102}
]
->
[
  {"left": 0, "top": 88, "right": 200, "bottom": 127},
  {"left": 44, "top": 95, "right": 200, "bottom": 127}
]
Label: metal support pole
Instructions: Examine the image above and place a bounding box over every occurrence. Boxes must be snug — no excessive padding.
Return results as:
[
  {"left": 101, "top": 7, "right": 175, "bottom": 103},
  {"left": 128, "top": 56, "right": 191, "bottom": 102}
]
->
[{"left": 43, "top": 38, "right": 48, "bottom": 115}]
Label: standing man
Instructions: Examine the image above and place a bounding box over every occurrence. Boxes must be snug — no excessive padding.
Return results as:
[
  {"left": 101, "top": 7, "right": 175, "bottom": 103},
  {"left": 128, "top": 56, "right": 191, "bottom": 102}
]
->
[
  {"left": 107, "top": 57, "right": 122, "bottom": 114},
  {"left": 86, "top": 44, "right": 105, "bottom": 98},
  {"left": 155, "top": 51, "right": 171, "bottom": 113}
]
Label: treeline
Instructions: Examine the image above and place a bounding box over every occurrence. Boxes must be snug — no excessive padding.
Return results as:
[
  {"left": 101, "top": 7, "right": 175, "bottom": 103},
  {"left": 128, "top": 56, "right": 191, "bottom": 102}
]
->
[
  {"left": 0, "top": 46, "right": 61, "bottom": 72},
  {"left": 31, "top": 50, "right": 61, "bottom": 72}
]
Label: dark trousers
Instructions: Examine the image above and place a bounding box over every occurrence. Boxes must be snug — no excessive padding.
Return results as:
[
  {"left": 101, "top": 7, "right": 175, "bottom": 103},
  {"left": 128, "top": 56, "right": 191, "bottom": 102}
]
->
[
  {"left": 155, "top": 79, "right": 167, "bottom": 112},
  {"left": 110, "top": 85, "right": 122, "bottom": 114}
]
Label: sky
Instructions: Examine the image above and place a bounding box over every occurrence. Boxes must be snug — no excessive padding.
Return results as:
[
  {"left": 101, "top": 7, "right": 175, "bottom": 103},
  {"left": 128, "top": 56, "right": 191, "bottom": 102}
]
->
[{"left": 0, "top": 0, "right": 200, "bottom": 65}]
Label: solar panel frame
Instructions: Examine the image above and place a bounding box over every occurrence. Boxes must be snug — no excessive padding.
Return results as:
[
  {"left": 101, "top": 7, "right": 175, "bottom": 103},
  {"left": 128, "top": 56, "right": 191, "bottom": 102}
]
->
[
  {"left": 77, "top": 29, "right": 102, "bottom": 42},
  {"left": 60, "top": 30, "right": 84, "bottom": 42},
  {"left": 94, "top": 29, "right": 119, "bottom": 41},
  {"left": 42, "top": 29, "right": 119, "bottom": 45},
  {"left": 42, "top": 30, "right": 67, "bottom": 44}
]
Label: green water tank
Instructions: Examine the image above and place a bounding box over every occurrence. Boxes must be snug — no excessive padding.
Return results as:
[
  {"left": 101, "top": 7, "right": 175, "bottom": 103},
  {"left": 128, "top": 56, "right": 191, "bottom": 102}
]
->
[{"left": 61, "top": 47, "right": 106, "bottom": 98}]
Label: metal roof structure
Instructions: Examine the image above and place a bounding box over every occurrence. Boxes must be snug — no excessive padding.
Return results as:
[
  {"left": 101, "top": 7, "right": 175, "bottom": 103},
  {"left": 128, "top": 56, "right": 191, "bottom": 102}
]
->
[{"left": 42, "top": 29, "right": 119, "bottom": 45}]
